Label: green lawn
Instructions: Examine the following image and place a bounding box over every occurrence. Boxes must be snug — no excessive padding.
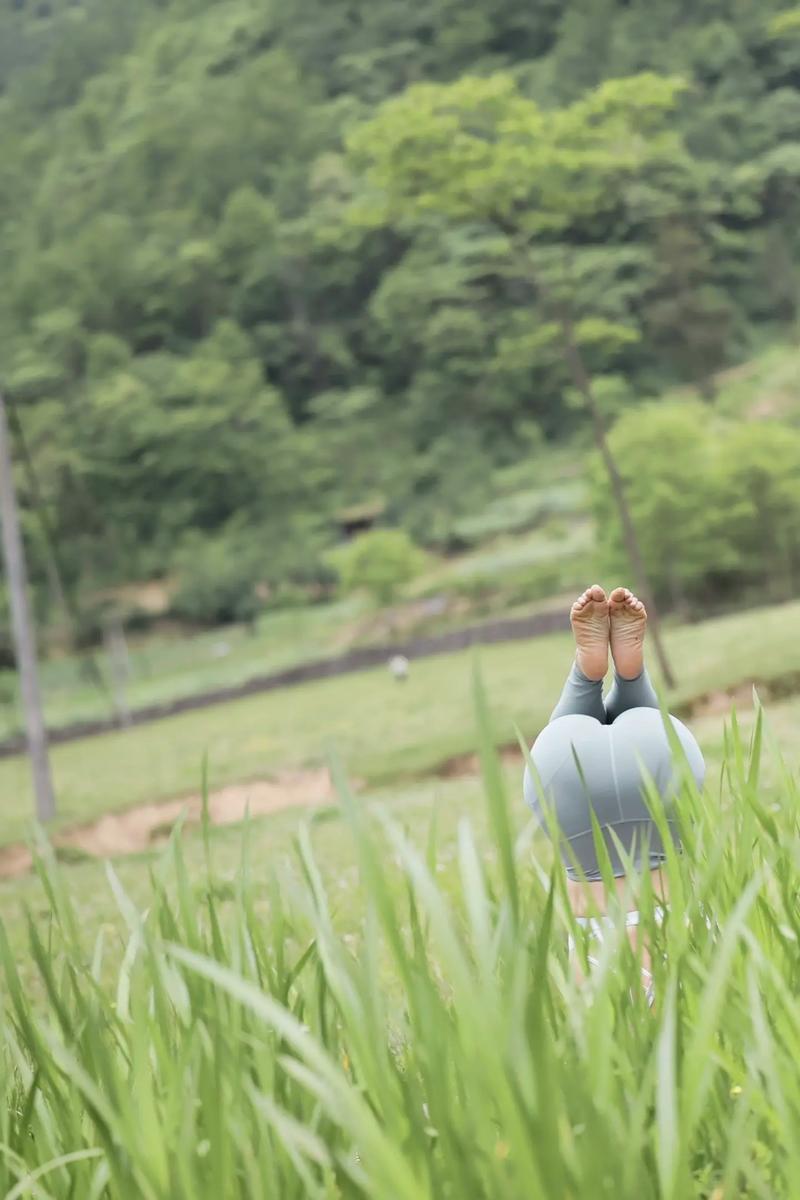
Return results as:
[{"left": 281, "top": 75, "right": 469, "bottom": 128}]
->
[{"left": 1, "top": 597, "right": 798, "bottom": 849}]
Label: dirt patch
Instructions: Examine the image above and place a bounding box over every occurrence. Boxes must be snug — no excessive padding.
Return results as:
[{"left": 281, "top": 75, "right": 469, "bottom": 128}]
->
[
  {"left": 0, "top": 844, "right": 36, "bottom": 883},
  {"left": 683, "top": 672, "right": 800, "bottom": 720},
  {"left": 0, "top": 768, "right": 338, "bottom": 883},
  {"left": 0, "top": 741, "right": 532, "bottom": 882},
  {"left": 688, "top": 682, "right": 757, "bottom": 719},
  {"left": 434, "top": 743, "right": 524, "bottom": 778}
]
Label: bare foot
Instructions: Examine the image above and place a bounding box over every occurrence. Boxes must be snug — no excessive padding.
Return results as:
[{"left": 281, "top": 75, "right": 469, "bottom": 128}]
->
[
  {"left": 570, "top": 584, "right": 609, "bottom": 681},
  {"left": 608, "top": 587, "right": 647, "bottom": 680}
]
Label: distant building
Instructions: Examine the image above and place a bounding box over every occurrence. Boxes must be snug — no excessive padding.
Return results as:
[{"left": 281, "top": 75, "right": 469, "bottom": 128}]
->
[{"left": 336, "top": 498, "right": 387, "bottom": 541}]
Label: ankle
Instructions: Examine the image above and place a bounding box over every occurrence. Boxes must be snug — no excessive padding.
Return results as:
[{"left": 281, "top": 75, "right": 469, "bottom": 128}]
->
[{"left": 575, "top": 653, "right": 607, "bottom": 683}]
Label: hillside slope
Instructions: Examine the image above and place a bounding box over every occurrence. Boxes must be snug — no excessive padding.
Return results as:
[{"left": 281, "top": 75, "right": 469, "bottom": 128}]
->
[{"left": 0, "top": 0, "right": 799, "bottom": 627}]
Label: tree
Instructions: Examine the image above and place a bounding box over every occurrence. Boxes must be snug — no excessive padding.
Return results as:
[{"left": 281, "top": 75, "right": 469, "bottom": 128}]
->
[
  {"left": 591, "top": 401, "right": 729, "bottom": 613},
  {"left": 715, "top": 422, "right": 800, "bottom": 601},
  {"left": 3, "top": 0, "right": 800, "bottom": 637},
  {"left": 347, "top": 72, "right": 690, "bottom": 683},
  {"left": 642, "top": 217, "right": 733, "bottom": 398}
]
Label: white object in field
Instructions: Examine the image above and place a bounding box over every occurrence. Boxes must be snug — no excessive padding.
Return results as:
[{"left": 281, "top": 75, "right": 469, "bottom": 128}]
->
[{"left": 388, "top": 654, "right": 409, "bottom": 682}]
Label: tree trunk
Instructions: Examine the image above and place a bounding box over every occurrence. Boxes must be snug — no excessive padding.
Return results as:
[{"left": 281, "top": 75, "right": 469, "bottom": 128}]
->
[
  {"left": 0, "top": 390, "right": 56, "bottom": 821},
  {"left": 507, "top": 231, "right": 678, "bottom": 689},
  {"left": 557, "top": 317, "right": 677, "bottom": 688}
]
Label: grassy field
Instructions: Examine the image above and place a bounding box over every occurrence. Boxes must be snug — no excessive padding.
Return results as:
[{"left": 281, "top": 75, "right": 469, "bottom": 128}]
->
[
  {"left": 0, "top": 770, "right": 492, "bottom": 982},
  {"left": 1, "top": 687, "right": 796, "bottom": 985},
  {"left": 0, "top": 597, "right": 798, "bottom": 848},
  {"left": 2, "top": 587, "right": 800, "bottom": 1194},
  {"left": 2, "top": 703, "right": 800, "bottom": 1195},
  {"left": 0, "top": 598, "right": 365, "bottom": 740}
]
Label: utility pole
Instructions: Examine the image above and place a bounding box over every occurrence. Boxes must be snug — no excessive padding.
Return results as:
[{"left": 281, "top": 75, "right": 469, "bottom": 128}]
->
[
  {"left": 0, "top": 389, "right": 56, "bottom": 821},
  {"left": 105, "top": 614, "right": 132, "bottom": 728}
]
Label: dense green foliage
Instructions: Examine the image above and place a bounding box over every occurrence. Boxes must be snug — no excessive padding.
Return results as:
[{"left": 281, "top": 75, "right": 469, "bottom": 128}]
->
[
  {"left": 2, "top": 0, "right": 800, "bottom": 630},
  {"left": 332, "top": 528, "right": 426, "bottom": 605},
  {"left": 3, "top": 703, "right": 800, "bottom": 1196},
  {"left": 592, "top": 402, "right": 800, "bottom": 613}
]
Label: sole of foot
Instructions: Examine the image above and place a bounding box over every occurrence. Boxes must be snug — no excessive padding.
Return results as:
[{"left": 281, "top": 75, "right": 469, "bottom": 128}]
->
[
  {"left": 608, "top": 586, "right": 647, "bottom": 680},
  {"left": 570, "top": 584, "right": 609, "bottom": 682}
]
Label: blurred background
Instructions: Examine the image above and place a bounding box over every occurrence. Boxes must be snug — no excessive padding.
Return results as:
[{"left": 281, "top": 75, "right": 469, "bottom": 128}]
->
[{"left": 0, "top": 0, "right": 799, "bottom": 833}]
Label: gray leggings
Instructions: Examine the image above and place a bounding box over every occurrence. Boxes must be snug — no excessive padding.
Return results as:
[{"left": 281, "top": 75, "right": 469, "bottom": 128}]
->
[
  {"left": 551, "top": 660, "right": 660, "bottom": 725},
  {"left": 524, "top": 662, "right": 705, "bottom": 881}
]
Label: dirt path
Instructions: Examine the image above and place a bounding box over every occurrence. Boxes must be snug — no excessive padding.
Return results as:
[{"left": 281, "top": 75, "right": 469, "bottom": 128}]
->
[
  {"left": 0, "top": 768, "right": 337, "bottom": 882},
  {"left": 0, "top": 742, "right": 527, "bottom": 884}
]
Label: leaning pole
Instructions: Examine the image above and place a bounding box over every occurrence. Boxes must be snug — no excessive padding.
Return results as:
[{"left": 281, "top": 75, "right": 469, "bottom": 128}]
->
[{"left": 0, "top": 389, "right": 56, "bottom": 821}]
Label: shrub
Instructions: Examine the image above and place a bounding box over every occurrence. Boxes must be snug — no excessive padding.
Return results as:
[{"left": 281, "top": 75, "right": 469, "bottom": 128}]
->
[
  {"left": 333, "top": 528, "right": 426, "bottom": 605},
  {"left": 593, "top": 403, "right": 800, "bottom": 612},
  {"left": 592, "top": 400, "right": 727, "bottom": 610},
  {"left": 714, "top": 422, "right": 800, "bottom": 599},
  {"left": 171, "top": 531, "right": 263, "bottom": 626}
]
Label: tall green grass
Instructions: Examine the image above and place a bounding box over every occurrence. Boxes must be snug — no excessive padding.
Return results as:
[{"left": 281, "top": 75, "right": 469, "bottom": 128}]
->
[{"left": 1, "top": 699, "right": 799, "bottom": 1197}]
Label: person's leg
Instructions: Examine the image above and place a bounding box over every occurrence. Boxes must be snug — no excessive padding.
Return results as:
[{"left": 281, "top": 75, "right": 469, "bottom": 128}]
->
[
  {"left": 566, "top": 584, "right": 674, "bottom": 1005},
  {"left": 604, "top": 667, "right": 659, "bottom": 722},
  {"left": 535, "top": 585, "right": 677, "bottom": 1006},
  {"left": 550, "top": 585, "right": 609, "bottom": 723},
  {"left": 551, "top": 661, "right": 607, "bottom": 723},
  {"left": 567, "top": 870, "right": 669, "bottom": 1006},
  {"left": 604, "top": 586, "right": 659, "bottom": 722}
]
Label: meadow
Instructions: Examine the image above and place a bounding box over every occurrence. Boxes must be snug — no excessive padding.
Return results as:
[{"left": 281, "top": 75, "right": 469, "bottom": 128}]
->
[
  {"left": 1, "top": 594, "right": 800, "bottom": 1197},
  {"left": 1, "top": 596, "right": 799, "bottom": 845},
  {"left": 4, "top": 336, "right": 796, "bottom": 749},
  {"left": 1, "top": 691, "right": 799, "bottom": 1197}
]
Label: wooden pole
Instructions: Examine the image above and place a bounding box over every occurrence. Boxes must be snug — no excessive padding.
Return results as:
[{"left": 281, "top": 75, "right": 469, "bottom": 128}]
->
[{"left": 0, "top": 389, "right": 56, "bottom": 821}]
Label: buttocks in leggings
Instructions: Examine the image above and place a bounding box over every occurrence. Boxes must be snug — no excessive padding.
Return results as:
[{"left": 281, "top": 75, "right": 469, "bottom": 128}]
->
[{"left": 523, "top": 663, "right": 705, "bottom": 880}]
